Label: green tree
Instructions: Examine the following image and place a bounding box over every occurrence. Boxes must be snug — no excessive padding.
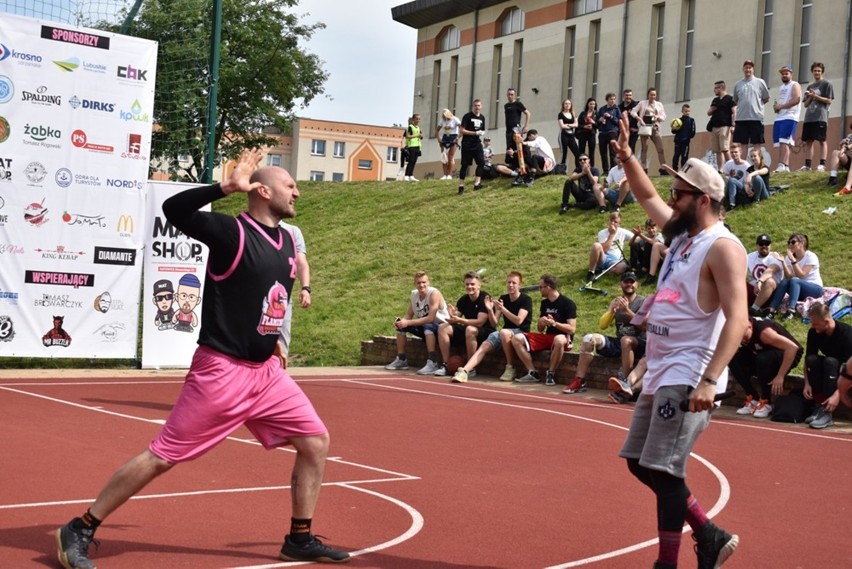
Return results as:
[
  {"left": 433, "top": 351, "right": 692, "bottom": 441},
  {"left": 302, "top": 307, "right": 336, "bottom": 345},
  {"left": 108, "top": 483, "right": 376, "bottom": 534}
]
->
[{"left": 117, "top": 0, "right": 327, "bottom": 181}]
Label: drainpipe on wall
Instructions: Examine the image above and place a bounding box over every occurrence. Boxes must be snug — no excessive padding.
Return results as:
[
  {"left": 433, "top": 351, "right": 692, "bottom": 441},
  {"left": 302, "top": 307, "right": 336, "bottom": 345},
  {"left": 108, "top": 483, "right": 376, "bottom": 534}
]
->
[
  {"left": 618, "top": 0, "right": 630, "bottom": 94},
  {"left": 469, "top": 8, "right": 479, "bottom": 107},
  {"left": 841, "top": 0, "right": 852, "bottom": 134}
]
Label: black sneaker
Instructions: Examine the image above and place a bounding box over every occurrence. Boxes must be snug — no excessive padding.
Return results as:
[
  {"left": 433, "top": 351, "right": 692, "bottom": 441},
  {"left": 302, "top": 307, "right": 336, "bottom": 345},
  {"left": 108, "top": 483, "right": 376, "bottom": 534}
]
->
[
  {"left": 692, "top": 521, "right": 738, "bottom": 569},
  {"left": 559, "top": 204, "right": 571, "bottom": 215},
  {"left": 473, "top": 184, "right": 483, "bottom": 191},
  {"left": 598, "top": 205, "right": 608, "bottom": 213},
  {"left": 642, "top": 274, "right": 656, "bottom": 286},
  {"left": 458, "top": 186, "right": 465, "bottom": 195},
  {"left": 56, "top": 520, "right": 99, "bottom": 569},
  {"left": 545, "top": 371, "right": 556, "bottom": 386},
  {"left": 586, "top": 270, "right": 595, "bottom": 283},
  {"left": 280, "top": 534, "right": 350, "bottom": 563},
  {"left": 827, "top": 176, "right": 838, "bottom": 187}
]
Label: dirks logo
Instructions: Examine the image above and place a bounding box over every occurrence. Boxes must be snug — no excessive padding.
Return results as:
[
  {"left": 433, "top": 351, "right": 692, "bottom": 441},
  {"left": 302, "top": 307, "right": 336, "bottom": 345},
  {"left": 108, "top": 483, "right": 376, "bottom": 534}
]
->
[{"left": 68, "top": 95, "right": 114, "bottom": 113}]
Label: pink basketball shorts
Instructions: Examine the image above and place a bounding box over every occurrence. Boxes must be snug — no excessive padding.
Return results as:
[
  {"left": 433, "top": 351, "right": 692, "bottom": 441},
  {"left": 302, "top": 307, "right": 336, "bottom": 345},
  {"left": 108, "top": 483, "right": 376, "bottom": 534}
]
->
[{"left": 149, "top": 345, "right": 327, "bottom": 463}]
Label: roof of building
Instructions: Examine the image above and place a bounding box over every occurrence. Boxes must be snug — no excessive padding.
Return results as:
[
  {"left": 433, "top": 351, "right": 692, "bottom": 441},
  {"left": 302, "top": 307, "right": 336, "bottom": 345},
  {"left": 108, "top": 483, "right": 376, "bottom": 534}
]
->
[{"left": 391, "top": 0, "right": 506, "bottom": 29}]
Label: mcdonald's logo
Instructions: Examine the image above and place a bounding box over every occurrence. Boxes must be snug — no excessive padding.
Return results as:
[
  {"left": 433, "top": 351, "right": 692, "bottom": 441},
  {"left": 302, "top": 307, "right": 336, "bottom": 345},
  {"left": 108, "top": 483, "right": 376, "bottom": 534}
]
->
[{"left": 116, "top": 214, "right": 134, "bottom": 235}]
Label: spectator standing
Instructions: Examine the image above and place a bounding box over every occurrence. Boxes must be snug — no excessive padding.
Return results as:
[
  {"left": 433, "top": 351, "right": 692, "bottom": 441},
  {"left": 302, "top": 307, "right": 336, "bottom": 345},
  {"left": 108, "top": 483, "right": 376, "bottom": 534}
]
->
[
  {"left": 568, "top": 272, "right": 645, "bottom": 394},
  {"left": 559, "top": 154, "right": 602, "bottom": 213},
  {"left": 746, "top": 234, "right": 784, "bottom": 316},
  {"left": 586, "top": 211, "right": 633, "bottom": 282},
  {"left": 557, "top": 99, "right": 580, "bottom": 168},
  {"left": 457, "top": 99, "right": 487, "bottom": 195},
  {"left": 435, "top": 108, "right": 461, "bottom": 180},
  {"left": 708, "top": 80, "right": 736, "bottom": 171},
  {"left": 800, "top": 62, "right": 834, "bottom": 172},
  {"left": 504, "top": 87, "right": 531, "bottom": 152},
  {"left": 731, "top": 316, "right": 803, "bottom": 418},
  {"left": 671, "top": 104, "right": 696, "bottom": 170},
  {"left": 402, "top": 114, "right": 423, "bottom": 182},
  {"left": 611, "top": 114, "right": 746, "bottom": 569},
  {"left": 577, "top": 98, "right": 598, "bottom": 166},
  {"left": 766, "top": 232, "right": 823, "bottom": 320},
  {"left": 385, "top": 271, "right": 449, "bottom": 375},
  {"left": 510, "top": 275, "right": 577, "bottom": 386},
  {"left": 451, "top": 271, "right": 533, "bottom": 383},
  {"left": 631, "top": 87, "right": 668, "bottom": 176},
  {"left": 732, "top": 59, "right": 771, "bottom": 156},
  {"left": 278, "top": 222, "right": 311, "bottom": 361},
  {"left": 772, "top": 64, "right": 802, "bottom": 173},
  {"left": 619, "top": 89, "right": 640, "bottom": 154},
  {"left": 434, "top": 272, "right": 494, "bottom": 377},
  {"left": 596, "top": 92, "right": 622, "bottom": 172},
  {"left": 803, "top": 303, "right": 852, "bottom": 429}
]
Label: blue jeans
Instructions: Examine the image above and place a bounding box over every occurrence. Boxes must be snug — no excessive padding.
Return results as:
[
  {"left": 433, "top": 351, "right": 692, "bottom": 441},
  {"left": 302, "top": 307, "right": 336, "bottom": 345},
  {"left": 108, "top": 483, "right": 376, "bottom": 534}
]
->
[
  {"left": 726, "top": 176, "right": 769, "bottom": 207},
  {"left": 769, "top": 278, "right": 824, "bottom": 310}
]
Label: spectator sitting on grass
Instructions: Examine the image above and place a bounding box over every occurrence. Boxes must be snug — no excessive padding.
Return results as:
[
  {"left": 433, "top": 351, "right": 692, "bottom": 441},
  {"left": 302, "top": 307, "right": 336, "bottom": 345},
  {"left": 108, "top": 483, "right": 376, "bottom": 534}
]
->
[
  {"left": 826, "top": 123, "right": 852, "bottom": 194},
  {"left": 585, "top": 211, "right": 633, "bottom": 283},
  {"left": 629, "top": 218, "right": 664, "bottom": 277},
  {"left": 599, "top": 155, "right": 635, "bottom": 212},
  {"left": 559, "top": 154, "right": 602, "bottom": 213}
]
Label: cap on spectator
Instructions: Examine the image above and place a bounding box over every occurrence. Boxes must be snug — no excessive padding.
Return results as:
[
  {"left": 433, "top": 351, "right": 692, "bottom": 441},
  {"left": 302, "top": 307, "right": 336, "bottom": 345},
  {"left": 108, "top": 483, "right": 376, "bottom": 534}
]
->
[
  {"left": 756, "top": 234, "right": 772, "bottom": 245},
  {"left": 743, "top": 59, "right": 755, "bottom": 67},
  {"left": 621, "top": 271, "right": 638, "bottom": 283},
  {"left": 484, "top": 137, "right": 491, "bottom": 141},
  {"left": 153, "top": 279, "right": 174, "bottom": 295},
  {"left": 660, "top": 158, "right": 725, "bottom": 202},
  {"left": 779, "top": 64, "right": 793, "bottom": 73}
]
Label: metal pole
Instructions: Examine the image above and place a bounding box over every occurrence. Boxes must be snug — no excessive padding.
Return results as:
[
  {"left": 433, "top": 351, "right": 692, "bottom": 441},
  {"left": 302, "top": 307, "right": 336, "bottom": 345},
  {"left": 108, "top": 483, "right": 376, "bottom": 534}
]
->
[
  {"left": 203, "top": 0, "right": 223, "bottom": 184},
  {"left": 119, "top": 0, "right": 144, "bottom": 34}
]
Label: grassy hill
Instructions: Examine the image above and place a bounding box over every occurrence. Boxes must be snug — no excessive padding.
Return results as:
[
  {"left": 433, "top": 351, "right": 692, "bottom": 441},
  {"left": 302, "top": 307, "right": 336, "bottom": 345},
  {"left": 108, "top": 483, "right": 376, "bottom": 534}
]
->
[{"left": 215, "top": 169, "right": 850, "bottom": 370}]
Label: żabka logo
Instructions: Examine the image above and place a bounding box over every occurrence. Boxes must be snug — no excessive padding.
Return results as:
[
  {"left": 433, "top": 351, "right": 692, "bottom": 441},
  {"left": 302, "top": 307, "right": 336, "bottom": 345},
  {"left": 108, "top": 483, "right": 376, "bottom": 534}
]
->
[
  {"left": 24, "top": 123, "right": 62, "bottom": 150},
  {"left": 70, "top": 129, "right": 113, "bottom": 153}
]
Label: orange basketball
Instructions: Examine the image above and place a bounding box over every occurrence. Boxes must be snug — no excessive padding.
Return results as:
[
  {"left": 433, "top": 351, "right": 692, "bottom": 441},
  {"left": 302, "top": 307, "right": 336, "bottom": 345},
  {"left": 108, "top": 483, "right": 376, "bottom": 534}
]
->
[{"left": 446, "top": 355, "right": 465, "bottom": 374}]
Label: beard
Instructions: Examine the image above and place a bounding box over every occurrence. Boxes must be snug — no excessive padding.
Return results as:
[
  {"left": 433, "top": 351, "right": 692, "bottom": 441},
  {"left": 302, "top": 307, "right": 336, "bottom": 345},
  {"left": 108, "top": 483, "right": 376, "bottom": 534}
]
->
[{"left": 662, "top": 198, "right": 699, "bottom": 242}]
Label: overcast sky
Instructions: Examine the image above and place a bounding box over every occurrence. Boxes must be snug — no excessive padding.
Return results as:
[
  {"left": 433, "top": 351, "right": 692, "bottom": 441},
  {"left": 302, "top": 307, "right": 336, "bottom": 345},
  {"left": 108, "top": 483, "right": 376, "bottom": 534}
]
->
[{"left": 296, "top": 0, "right": 417, "bottom": 127}]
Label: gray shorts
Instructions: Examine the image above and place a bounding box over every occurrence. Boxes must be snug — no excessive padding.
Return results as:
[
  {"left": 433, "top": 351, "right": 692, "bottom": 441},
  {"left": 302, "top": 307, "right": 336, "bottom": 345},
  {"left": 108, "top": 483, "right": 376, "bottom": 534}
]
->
[
  {"left": 484, "top": 327, "right": 524, "bottom": 349},
  {"left": 618, "top": 384, "right": 710, "bottom": 479}
]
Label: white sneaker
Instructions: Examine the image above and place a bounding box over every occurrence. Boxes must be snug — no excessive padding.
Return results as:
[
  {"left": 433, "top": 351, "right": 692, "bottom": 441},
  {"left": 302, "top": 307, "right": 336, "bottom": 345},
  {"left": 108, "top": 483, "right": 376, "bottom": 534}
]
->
[
  {"left": 385, "top": 357, "right": 409, "bottom": 370},
  {"left": 797, "top": 165, "right": 811, "bottom": 172},
  {"left": 433, "top": 363, "right": 448, "bottom": 376},
  {"left": 817, "top": 164, "right": 826, "bottom": 172},
  {"left": 451, "top": 368, "right": 468, "bottom": 383},
  {"left": 409, "top": 176, "right": 419, "bottom": 182},
  {"left": 403, "top": 176, "right": 411, "bottom": 181},
  {"left": 753, "top": 400, "right": 772, "bottom": 418},
  {"left": 417, "top": 360, "right": 439, "bottom": 375},
  {"left": 499, "top": 365, "right": 516, "bottom": 382},
  {"left": 736, "top": 396, "right": 758, "bottom": 415},
  {"left": 775, "top": 164, "right": 789, "bottom": 173}
]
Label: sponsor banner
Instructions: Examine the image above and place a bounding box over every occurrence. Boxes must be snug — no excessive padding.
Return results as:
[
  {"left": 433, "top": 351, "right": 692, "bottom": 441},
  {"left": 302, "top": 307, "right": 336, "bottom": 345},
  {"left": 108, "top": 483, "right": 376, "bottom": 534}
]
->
[
  {"left": 0, "top": 13, "right": 155, "bottom": 359},
  {"left": 141, "top": 181, "right": 209, "bottom": 368}
]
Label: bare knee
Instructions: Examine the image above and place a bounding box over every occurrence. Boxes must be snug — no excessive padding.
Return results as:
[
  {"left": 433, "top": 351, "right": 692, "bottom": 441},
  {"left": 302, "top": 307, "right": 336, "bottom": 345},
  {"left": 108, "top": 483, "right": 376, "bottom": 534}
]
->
[{"left": 291, "top": 433, "right": 330, "bottom": 464}]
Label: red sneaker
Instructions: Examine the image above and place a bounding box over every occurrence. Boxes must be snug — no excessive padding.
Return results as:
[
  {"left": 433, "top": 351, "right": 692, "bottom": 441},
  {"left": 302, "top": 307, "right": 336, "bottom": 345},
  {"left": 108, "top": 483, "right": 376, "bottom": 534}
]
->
[{"left": 562, "top": 377, "right": 588, "bottom": 394}]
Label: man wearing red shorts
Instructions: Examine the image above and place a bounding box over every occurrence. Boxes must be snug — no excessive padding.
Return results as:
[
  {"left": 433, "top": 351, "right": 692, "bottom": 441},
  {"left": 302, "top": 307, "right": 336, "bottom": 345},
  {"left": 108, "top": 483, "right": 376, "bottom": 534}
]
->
[
  {"left": 55, "top": 149, "right": 349, "bottom": 568},
  {"left": 510, "top": 274, "right": 577, "bottom": 386}
]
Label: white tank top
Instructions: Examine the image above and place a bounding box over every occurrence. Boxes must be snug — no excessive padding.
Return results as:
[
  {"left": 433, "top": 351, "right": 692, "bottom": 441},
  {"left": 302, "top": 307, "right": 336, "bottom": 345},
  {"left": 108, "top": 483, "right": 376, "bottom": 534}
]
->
[
  {"left": 643, "top": 222, "right": 744, "bottom": 394},
  {"left": 776, "top": 81, "right": 802, "bottom": 121},
  {"left": 411, "top": 287, "right": 449, "bottom": 322}
]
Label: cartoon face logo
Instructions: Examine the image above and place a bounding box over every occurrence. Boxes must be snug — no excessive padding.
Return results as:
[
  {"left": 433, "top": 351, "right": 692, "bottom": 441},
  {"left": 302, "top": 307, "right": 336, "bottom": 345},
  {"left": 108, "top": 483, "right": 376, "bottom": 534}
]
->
[
  {"left": 257, "top": 281, "right": 288, "bottom": 335},
  {"left": 172, "top": 274, "right": 201, "bottom": 332}
]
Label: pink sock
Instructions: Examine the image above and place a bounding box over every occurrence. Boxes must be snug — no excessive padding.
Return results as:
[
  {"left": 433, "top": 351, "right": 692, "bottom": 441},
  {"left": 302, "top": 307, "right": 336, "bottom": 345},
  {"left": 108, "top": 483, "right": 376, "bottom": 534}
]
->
[
  {"left": 657, "top": 529, "right": 681, "bottom": 565},
  {"left": 685, "top": 493, "right": 709, "bottom": 529}
]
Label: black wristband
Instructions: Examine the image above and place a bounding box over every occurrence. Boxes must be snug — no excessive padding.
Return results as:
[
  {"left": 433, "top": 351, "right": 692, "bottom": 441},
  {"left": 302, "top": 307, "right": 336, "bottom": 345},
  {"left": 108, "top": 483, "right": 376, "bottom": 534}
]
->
[
  {"left": 701, "top": 376, "right": 718, "bottom": 386},
  {"left": 301, "top": 286, "right": 311, "bottom": 294}
]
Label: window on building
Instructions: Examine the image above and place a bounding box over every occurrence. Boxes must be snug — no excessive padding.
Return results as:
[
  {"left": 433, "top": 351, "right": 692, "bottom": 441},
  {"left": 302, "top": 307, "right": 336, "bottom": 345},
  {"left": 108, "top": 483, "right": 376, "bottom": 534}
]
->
[
  {"left": 332, "top": 173, "right": 344, "bottom": 182},
  {"left": 432, "top": 59, "right": 442, "bottom": 137},
  {"left": 797, "top": 1, "right": 812, "bottom": 84},
  {"left": 387, "top": 147, "right": 398, "bottom": 162},
  {"left": 680, "top": 0, "right": 695, "bottom": 101},
  {"left": 266, "top": 154, "right": 281, "bottom": 167},
  {"left": 309, "top": 171, "right": 324, "bottom": 181},
  {"left": 450, "top": 55, "right": 459, "bottom": 115},
  {"left": 760, "top": 0, "right": 773, "bottom": 77},
  {"left": 311, "top": 139, "right": 326, "bottom": 156},
  {"left": 513, "top": 39, "right": 524, "bottom": 95},
  {"left": 439, "top": 26, "right": 460, "bottom": 52},
  {"left": 491, "top": 44, "right": 503, "bottom": 130},
  {"left": 333, "top": 141, "right": 345, "bottom": 158},
  {"left": 358, "top": 159, "right": 373, "bottom": 170},
  {"left": 653, "top": 5, "right": 665, "bottom": 92},
  {"left": 499, "top": 7, "right": 524, "bottom": 36},
  {"left": 562, "top": 27, "right": 576, "bottom": 103},
  {"left": 589, "top": 20, "right": 600, "bottom": 99},
  {"left": 573, "top": 0, "right": 602, "bottom": 16}
]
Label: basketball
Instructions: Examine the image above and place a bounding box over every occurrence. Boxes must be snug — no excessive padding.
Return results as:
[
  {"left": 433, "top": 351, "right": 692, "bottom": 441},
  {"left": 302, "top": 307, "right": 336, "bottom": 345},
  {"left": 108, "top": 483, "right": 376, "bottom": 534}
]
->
[
  {"left": 670, "top": 118, "right": 683, "bottom": 132},
  {"left": 446, "top": 355, "right": 465, "bottom": 374}
]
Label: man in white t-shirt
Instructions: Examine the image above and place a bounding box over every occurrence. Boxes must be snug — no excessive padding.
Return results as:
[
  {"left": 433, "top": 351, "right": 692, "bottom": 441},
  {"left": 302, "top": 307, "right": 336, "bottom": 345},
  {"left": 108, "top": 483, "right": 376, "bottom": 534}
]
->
[
  {"left": 722, "top": 143, "right": 752, "bottom": 210},
  {"left": 598, "top": 155, "right": 635, "bottom": 211},
  {"left": 278, "top": 222, "right": 311, "bottom": 362},
  {"left": 522, "top": 129, "right": 556, "bottom": 177},
  {"left": 586, "top": 211, "right": 633, "bottom": 283},
  {"left": 746, "top": 233, "right": 784, "bottom": 316}
]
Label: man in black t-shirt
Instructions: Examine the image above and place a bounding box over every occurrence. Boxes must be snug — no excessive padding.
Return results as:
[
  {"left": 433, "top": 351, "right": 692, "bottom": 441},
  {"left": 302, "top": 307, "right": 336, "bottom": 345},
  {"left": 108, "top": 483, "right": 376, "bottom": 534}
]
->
[
  {"left": 451, "top": 271, "right": 533, "bottom": 383},
  {"left": 434, "top": 271, "right": 494, "bottom": 376},
  {"left": 458, "top": 99, "right": 487, "bottom": 195},
  {"left": 510, "top": 274, "right": 577, "bottom": 386},
  {"left": 504, "top": 87, "right": 531, "bottom": 152},
  {"left": 803, "top": 303, "right": 852, "bottom": 429},
  {"left": 708, "top": 80, "right": 736, "bottom": 171},
  {"left": 619, "top": 89, "right": 640, "bottom": 154}
]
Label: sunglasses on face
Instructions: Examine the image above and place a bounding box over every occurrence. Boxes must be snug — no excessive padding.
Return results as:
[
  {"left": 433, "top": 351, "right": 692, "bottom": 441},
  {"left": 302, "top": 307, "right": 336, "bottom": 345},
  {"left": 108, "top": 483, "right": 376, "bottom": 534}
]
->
[{"left": 155, "top": 294, "right": 173, "bottom": 301}]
